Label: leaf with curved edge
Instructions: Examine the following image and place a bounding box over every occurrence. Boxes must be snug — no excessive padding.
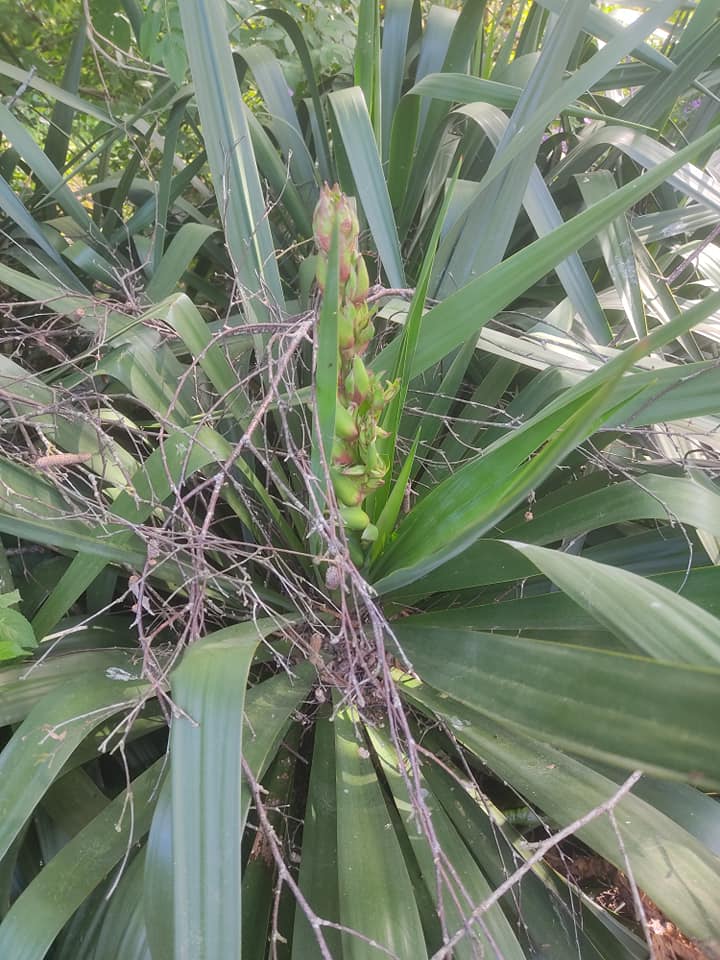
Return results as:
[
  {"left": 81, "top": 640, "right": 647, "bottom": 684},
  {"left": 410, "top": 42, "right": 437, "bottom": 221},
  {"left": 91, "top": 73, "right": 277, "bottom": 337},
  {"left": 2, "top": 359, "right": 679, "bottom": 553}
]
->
[
  {"left": 0, "top": 175, "right": 84, "bottom": 290},
  {"left": 409, "top": 566, "right": 720, "bottom": 645},
  {"left": 0, "top": 460, "right": 147, "bottom": 569},
  {"left": 398, "top": 0, "right": 484, "bottom": 232},
  {"left": 176, "top": 0, "right": 284, "bottom": 317},
  {"left": 0, "top": 607, "right": 36, "bottom": 663},
  {"left": 505, "top": 541, "right": 720, "bottom": 666},
  {"left": 0, "top": 103, "right": 105, "bottom": 249},
  {"left": 0, "top": 669, "right": 149, "bottom": 864},
  {"left": 29, "top": 428, "right": 216, "bottom": 639},
  {"left": 334, "top": 707, "right": 428, "bottom": 959},
  {"left": 90, "top": 849, "right": 151, "bottom": 960},
  {"left": 405, "top": 682, "right": 720, "bottom": 956},
  {"left": 43, "top": 15, "right": 85, "bottom": 172},
  {"left": 435, "top": 0, "right": 591, "bottom": 295},
  {"left": 409, "top": 72, "right": 652, "bottom": 128},
  {"left": 441, "top": 101, "right": 609, "bottom": 340},
  {"left": 615, "top": 774, "right": 720, "bottom": 859},
  {"left": 369, "top": 174, "right": 454, "bottom": 524},
  {"left": 291, "top": 714, "right": 343, "bottom": 959},
  {"left": 424, "top": 760, "right": 642, "bottom": 960},
  {"left": 0, "top": 354, "right": 139, "bottom": 488},
  {"left": 380, "top": 0, "right": 414, "bottom": 163},
  {"left": 25, "top": 356, "right": 295, "bottom": 634},
  {"left": 159, "top": 295, "right": 302, "bottom": 547},
  {"left": 169, "top": 621, "right": 308, "bottom": 960},
  {"left": 554, "top": 126, "right": 720, "bottom": 217},
  {"left": 246, "top": 108, "right": 313, "bottom": 236},
  {"left": 170, "top": 623, "right": 258, "bottom": 960},
  {"left": 620, "top": 20, "right": 720, "bottom": 131},
  {"left": 372, "top": 372, "right": 623, "bottom": 593},
  {"left": 401, "top": 473, "right": 720, "bottom": 595},
  {"left": 0, "top": 59, "right": 117, "bottom": 126},
  {"left": 0, "top": 761, "right": 162, "bottom": 960},
  {"left": 373, "top": 280, "right": 720, "bottom": 593},
  {"left": 145, "top": 223, "right": 217, "bottom": 301},
  {"left": 242, "top": 730, "right": 300, "bottom": 960},
  {"left": 143, "top": 773, "right": 173, "bottom": 960},
  {"left": 393, "top": 623, "right": 720, "bottom": 787},
  {"left": 434, "top": 355, "right": 518, "bottom": 482},
  {"left": 0, "top": 262, "right": 159, "bottom": 348},
  {"left": 41, "top": 768, "right": 109, "bottom": 839},
  {"left": 576, "top": 170, "right": 645, "bottom": 339},
  {"left": 368, "top": 727, "right": 527, "bottom": 960},
  {"left": 250, "top": 7, "right": 331, "bottom": 179},
  {"left": 376, "top": 122, "right": 720, "bottom": 382},
  {"left": 367, "top": 433, "right": 418, "bottom": 564},
  {"left": 477, "top": 0, "right": 682, "bottom": 196},
  {"left": 354, "top": 0, "right": 381, "bottom": 140},
  {"left": 241, "top": 45, "right": 316, "bottom": 195},
  {"left": 0, "top": 649, "right": 138, "bottom": 727},
  {"left": 536, "top": 0, "right": 677, "bottom": 73},
  {"left": 328, "top": 87, "right": 404, "bottom": 288}
]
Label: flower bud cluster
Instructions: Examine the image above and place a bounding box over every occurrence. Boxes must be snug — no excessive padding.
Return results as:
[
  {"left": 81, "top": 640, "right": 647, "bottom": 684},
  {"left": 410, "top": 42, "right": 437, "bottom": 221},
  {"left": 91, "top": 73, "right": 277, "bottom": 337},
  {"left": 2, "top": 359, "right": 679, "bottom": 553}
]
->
[{"left": 313, "top": 184, "right": 398, "bottom": 546}]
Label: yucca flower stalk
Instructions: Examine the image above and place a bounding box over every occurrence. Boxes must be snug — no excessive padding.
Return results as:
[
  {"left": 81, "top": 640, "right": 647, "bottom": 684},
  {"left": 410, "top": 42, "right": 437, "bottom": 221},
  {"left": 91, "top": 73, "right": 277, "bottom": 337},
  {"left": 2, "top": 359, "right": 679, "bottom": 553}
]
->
[{"left": 313, "top": 184, "right": 397, "bottom": 548}]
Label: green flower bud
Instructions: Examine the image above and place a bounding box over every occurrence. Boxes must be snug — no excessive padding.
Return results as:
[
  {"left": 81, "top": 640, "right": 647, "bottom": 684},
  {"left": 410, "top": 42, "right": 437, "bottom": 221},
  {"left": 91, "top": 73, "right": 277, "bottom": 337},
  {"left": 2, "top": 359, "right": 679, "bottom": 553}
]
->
[
  {"left": 364, "top": 476, "right": 385, "bottom": 491},
  {"left": 363, "top": 439, "right": 386, "bottom": 477},
  {"left": 315, "top": 255, "right": 327, "bottom": 291},
  {"left": 312, "top": 184, "right": 335, "bottom": 253},
  {"left": 338, "top": 303, "right": 355, "bottom": 352},
  {"left": 347, "top": 531, "right": 365, "bottom": 567},
  {"left": 335, "top": 401, "right": 359, "bottom": 441},
  {"left": 331, "top": 469, "right": 365, "bottom": 507},
  {"left": 339, "top": 245, "right": 354, "bottom": 285},
  {"left": 313, "top": 184, "right": 359, "bottom": 266},
  {"left": 360, "top": 522, "right": 379, "bottom": 542},
  {"left": 339, "top": 504, "right": 371, "bottom": 531},
  {"left": 350, "top": 253, "right": 370, "bottom": 304},
  {"left": 338, "top": 196, "right": 359, "bottom": 248},
  {"left": 331, "top": 437, "right": 355, "bottom": 467},
  {"left": 369, "top": 379, "right": 386, "bottom": 414},
  {"left": 347, "top": 355, "right": 371, "bottom": 404}
]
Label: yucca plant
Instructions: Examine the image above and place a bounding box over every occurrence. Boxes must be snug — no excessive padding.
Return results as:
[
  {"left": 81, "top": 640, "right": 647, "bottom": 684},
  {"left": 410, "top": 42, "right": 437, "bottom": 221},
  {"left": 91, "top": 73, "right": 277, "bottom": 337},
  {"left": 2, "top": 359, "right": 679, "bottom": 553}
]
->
[{"left": 1, "top": 0, "right": 720, "bottom": 958}]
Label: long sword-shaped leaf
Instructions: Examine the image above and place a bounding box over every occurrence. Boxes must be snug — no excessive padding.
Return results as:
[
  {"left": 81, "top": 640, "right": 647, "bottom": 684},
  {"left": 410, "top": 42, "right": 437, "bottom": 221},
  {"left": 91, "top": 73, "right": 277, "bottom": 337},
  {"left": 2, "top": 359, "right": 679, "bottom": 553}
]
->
[
  {"left": 0, "top": 670, "right": 149, "bottom": 863},
  {"left": 374, "top": 122, "right": 720, "bottom": 381},
  {"left": 144, "top": 667, "right": 312, "bottom": 960},
  {"left": 334, "top": 707, "right": 428, "bottom": 959},
  {"left": 380, "top": 0, "right": 414, "bottom": 163},
  {"left": 0, "top": 175, "right": 84, "bottom": 289},
  {"left": 89, "top": 849, "right": 150, "bottom": 960},
  {"left": 394, "top": 624, "right": 720, "bottom": 787},
  {"left": 176, "top": 0, "right": 284, "bottom": 316},
  {"left": 169, "top": 620, "right": 294, "bottom": 960},
  {"left": 372, "top": 374, "right": 624, "bottom": 592},
  {"left": 291, "top": 714, "right": 343, "bottom": 959},
  {"left": 406, "top": 682, "right": 720, "bottom": 955},
  {"left": 0, "top": 762, "right": 162, "bottom": 960},
  {"left": 0, "top": 648, "right": 139, "bottom": 726},
  {"left": 506, "top": 541, "right": 720, "bottom": 666},
  {"left": 369, "top": 728, "right": 527, "bottom": 960},
  {"left": 425, "top": 761, "right": 638, "bottom": 959},
  {"left": 400, "top": 472, "right": 720, "bottom": 595},
  {"left": 328, "top": 87, "right": 405, "bottom": 288},
  {"left": 373, "top": 278, "right": 720, "bottom": 593}
]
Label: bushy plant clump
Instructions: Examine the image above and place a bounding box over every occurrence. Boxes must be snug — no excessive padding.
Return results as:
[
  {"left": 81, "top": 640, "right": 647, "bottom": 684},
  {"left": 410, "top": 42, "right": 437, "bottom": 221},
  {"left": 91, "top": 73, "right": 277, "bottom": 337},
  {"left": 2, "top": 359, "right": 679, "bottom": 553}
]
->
[{"left": 0, "top": 2, "right": 719, "bottom": 958}]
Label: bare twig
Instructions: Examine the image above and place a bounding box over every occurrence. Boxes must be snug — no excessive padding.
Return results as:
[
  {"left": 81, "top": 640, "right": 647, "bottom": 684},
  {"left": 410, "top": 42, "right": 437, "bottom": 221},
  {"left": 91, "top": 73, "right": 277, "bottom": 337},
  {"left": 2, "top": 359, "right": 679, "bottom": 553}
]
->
[{"left": 430, "top": 771, "right": 643, "bottom": 959}]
